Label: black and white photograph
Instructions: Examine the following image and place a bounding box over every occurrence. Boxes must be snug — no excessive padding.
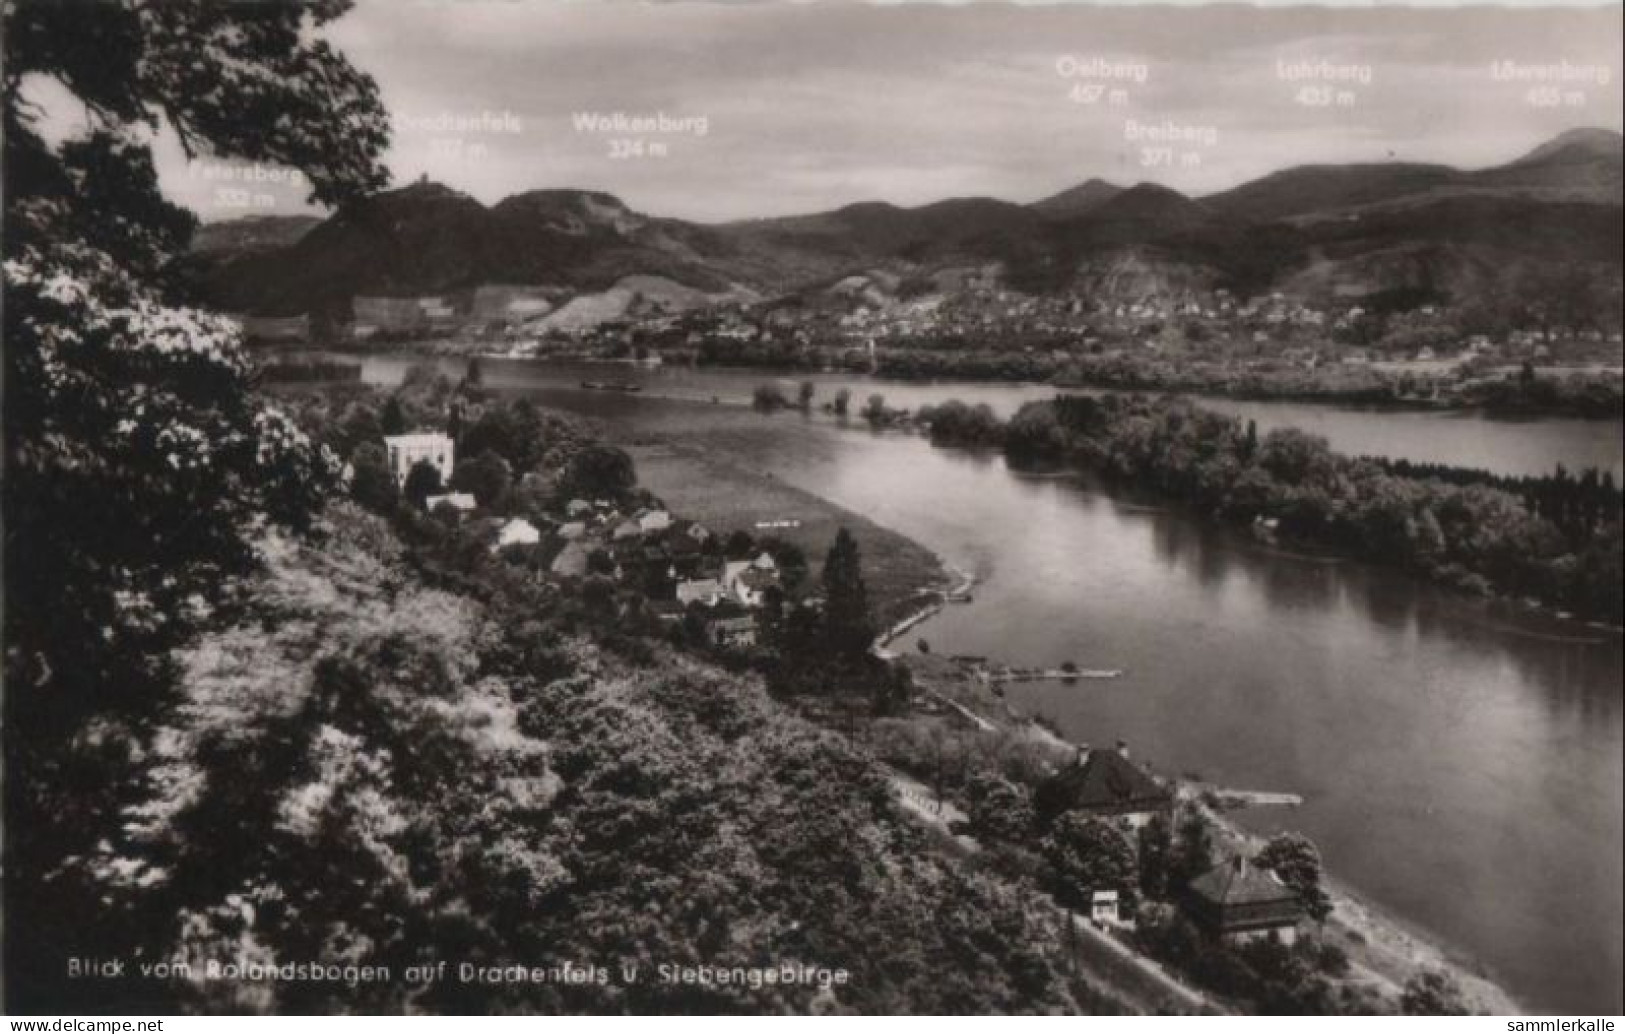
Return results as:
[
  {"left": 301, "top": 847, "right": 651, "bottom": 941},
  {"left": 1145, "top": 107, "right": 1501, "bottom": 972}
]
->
[{"left": 2, "top": 0, "right": 1622, "bottom": 1018}]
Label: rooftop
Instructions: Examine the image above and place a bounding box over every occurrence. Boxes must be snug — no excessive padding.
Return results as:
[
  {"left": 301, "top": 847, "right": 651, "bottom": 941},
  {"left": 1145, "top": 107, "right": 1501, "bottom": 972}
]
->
[
  {"left": 384, "top": 432, "right": 453, "bottom": 447},
  {"left": 1035, "top": 746, "right": 1173, "bottom": 820}
]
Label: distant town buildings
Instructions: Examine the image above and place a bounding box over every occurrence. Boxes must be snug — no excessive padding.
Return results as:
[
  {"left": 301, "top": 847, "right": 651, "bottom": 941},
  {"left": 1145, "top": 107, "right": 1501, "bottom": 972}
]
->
[
  {"left": 1090, "top": 889, "right": 1122, "bottom": 926},
  {"left": 676, "top": 577, "right": 725, "bottom": 606}
]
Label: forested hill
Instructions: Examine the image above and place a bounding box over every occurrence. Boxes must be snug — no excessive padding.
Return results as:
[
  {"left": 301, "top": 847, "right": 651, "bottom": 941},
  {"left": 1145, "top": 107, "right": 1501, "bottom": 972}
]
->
[{"left": 190, "top": 129, "right": 1623, "bottom": 322}]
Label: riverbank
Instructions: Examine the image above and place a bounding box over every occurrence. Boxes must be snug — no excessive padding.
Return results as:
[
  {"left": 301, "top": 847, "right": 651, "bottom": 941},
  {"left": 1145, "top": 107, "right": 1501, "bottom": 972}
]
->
[{"left": 564, "top": 389, "right": 1525, "bottom": 1009}]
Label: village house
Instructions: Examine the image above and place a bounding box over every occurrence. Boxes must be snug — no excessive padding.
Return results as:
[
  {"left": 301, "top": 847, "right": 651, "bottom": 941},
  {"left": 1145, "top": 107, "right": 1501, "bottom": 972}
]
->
[
  {"left": 424, "top": 492, "right": 477, "bottom": 515},
  {"left": 1182, "top": 855, "right": 1303, "bottom": 945},
  {"left": 676, "top": 576, "right": 725, "bottom": 606},
  {"left": 550, "top": 540, "right": 592, "bottom": 578},
  {"left": 384, "top": 432, "right": 455, "bottom": 487},
  {"left": 723, "top": 552, "right": 781, "bottom": 608},
  {"left": 1033, "top": 742, "right": 1174, "bottom": 831},
  {"left": 471, "top": 284, "right": 552, "bottom": 324},
  {"left": 611, "top": 516, "right": 643, "bottom": 541},
  {"left": 706, "top": 613, "right": 759, "bottom": 649},
  {"left": 566, "top": 499, "right": 594, "bottom": 518},
  {"left": 353, "top": 295, "right": 428, "bottom": 335}
]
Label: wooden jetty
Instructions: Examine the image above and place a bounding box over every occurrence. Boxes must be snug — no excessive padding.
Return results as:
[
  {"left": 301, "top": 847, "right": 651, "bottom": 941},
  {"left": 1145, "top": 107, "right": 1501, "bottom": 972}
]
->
[{"left": 1188, "top": 784, "right": 1304, "bottom": 809}]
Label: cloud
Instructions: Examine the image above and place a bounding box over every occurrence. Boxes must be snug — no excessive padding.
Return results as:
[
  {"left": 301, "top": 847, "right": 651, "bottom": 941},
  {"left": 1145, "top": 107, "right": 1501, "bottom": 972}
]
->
[{"left": 143, "top": 0, "right": 1620, "bottom": 222}]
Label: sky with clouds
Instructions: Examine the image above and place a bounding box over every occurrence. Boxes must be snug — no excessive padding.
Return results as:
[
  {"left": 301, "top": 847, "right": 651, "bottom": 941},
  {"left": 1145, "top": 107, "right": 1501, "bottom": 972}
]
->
[{"left": 106, "top": 1, "right": 1625, "bottom": 222}]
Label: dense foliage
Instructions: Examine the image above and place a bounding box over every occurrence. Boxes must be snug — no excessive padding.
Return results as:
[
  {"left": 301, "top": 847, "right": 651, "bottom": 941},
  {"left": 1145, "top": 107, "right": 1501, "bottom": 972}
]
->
[
  {"left": 695, "top": 327, "right": 1622, "bottom": 420},
  {"left": 4, "top": 1, "right": 390, "bottom": 1011},
  {"left": 1254, "top": 834, "right": 1332, "bottom": 924}
]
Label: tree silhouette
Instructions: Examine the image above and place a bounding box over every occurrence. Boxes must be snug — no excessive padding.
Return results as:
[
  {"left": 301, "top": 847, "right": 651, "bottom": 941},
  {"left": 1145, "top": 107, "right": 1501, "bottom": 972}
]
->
[
  {"left": 404, "top": 460, "right": 445, "bottom": 508},
  {"left": 380, "top": 396, "right": 409, "bottom": 435},
  {"left": 821, "top": 527, "right": 875, "bottom": 658},
  {"left": 1041, "top": 813, "right": 1137, "bottom": 909},
  {"left": 451, "top": 451, "right": 511, "bottom": 507}
]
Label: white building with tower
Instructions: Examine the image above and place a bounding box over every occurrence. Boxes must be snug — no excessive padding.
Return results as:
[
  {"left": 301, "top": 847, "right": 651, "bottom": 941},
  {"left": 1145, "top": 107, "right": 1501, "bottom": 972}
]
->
[{"left": 384, "top": 432, "right": 455, "bottom": 487}]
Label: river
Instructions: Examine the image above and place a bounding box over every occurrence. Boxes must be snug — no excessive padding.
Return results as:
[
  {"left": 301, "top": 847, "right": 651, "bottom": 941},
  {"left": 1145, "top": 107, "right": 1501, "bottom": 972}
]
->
[{"left": 351, "top": 354, "right": 1624, "bottom": 1013}]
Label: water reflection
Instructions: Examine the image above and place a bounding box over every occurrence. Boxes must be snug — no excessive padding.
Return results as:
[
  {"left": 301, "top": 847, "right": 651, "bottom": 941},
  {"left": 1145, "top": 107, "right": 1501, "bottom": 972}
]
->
[{"left": 353, "top": 353, "right": 1624, "bottom": 479}]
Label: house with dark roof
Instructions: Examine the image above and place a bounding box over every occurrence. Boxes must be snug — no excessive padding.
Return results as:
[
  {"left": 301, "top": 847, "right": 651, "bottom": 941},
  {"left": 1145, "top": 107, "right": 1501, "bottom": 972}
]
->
[
  {"left": 723, "top": 552, "right": 780, "bottom": 608},
  {"left": 1033, "top": 743, "right": 1174, "bottom": 830},
  {"left": 1182, "top": 855, "right": 1303, "bottom": 945}
]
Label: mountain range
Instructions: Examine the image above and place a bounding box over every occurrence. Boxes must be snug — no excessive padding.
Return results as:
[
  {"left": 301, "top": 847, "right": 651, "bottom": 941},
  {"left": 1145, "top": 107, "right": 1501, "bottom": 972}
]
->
[{"left": 188, "top": 128, "right": 1623, "bottom": 322}]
